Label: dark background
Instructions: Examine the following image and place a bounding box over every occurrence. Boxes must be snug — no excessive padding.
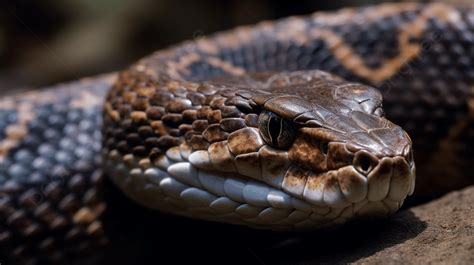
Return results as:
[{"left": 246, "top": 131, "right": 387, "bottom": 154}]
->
[{"left": 0, "top": 0, "right": 404, "bottom": 91}]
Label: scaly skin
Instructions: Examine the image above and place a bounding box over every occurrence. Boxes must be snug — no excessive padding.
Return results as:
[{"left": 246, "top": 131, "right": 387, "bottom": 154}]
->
[
  {"left": 104, "top": 69, "right": 414, "bottom": 230},
  {"left": 0, "top": 2, "right": 473, "bottom": 263}
]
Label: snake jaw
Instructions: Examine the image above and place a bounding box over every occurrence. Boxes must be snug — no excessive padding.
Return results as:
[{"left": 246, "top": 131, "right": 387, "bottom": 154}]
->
[
  {"left": 277, "top": 154, "right": 415, "bottom": 218},
  {"left": 269, "top": 156, "right": 414, "bottom": 218}
]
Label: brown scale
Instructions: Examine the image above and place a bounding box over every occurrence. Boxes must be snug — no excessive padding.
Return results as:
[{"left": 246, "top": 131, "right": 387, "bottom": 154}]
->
[
  {"left": 202, "top": 124, "right": 229, "bottom": 143},
  {"left": 207, "top": 109, "right": 223, "bottom": 124},
  {"left": 182, "top": 109, "right": 198, "bottom": 122},
  {"left": 161, "top": 113, "right": 183, "bottom": 127},
  {"left": 281, "top": 165, "right": 311, "bottom": 194},
  {"left": 190, "top": 135, "right": 210, "bottom": 150},
  {"left": 209, "top": 97, "right": 227, "bottom": 109},
  {"left": 149, "top": 92, "right": 174, "bottom": 106},
  {"left": 289, "top": 139, "right": 327, "bottom": 173},
  {"left": 146, "top": 106, "right": 165, "bottom": 120},
  {"left": 192, "top": 120, "right": 209, "bottom": 132},
  {"left": 220, "top": 105, "right": 242, "bottom": 118},
  {"left": 227, "top": 127, "right": 264, "bottom": 156},
  {"left": 186, "top": 91, "right": 207, "bottom": 105},
  {"left": 156, "top": 135, "right": 181, "bottom": 150},
  {"left": 196, "top": 106, "right": 213, "bottom": 119},
  {"left": 208, "top": 141, "right": 236, "bottom": 171},
  {"left": 178, "top": 124, "right": 194, "bottom": 135},
  {"left": 165, "top": 98, "right": 193, "bottom": 113},
  {"left": 150, "top": 120, "right": 168, "bottom": 136},
  {"left": 220, "top": 118, "right": 247, "bottom": 132},
  {"left": 168, "top": 128, "right": 181, "bottom": 137},
  {"left": 245, "top": 114, "right": 259, "bottom": 127}
]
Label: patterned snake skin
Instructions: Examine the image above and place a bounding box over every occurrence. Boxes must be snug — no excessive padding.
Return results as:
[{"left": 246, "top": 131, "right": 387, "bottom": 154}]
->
[{"left": 1, "top": 2, "right": 473, "bottom": 263}]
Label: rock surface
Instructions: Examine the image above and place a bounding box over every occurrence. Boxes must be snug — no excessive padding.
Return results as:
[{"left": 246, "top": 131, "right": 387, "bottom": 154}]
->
[
  {"left": 271, "top": 186, "right": 474, "bottom": 265},
  {"left": 351, "top": 186, "right": 474, "bottom": 265}
]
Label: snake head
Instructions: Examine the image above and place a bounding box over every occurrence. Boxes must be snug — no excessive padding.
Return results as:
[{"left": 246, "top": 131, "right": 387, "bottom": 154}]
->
[
  {"left": 245, "top": 72, "right": 416, "bottom": 219},
  {"left": 196, "top": 71, "right": 415, "bottom": 220},
  {"left": 104, "top": 70, "right": 416, "bottom": 230},
  {"left": 241, "top": 73, "right": 415, "bottom": 220}
]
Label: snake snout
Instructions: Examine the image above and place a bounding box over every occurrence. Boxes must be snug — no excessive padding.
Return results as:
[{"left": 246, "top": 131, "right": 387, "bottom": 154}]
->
[{"left": 365, "top": 155, "right": 415, "bottom": 201}]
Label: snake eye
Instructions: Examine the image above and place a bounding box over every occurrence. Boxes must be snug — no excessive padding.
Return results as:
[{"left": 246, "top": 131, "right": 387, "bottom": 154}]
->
[{"left": 257, "top": 110, "right": 296, "bottom": 149}]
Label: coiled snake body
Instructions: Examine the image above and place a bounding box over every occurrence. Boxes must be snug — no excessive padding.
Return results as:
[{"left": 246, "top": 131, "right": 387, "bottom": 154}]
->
[{"left": 0, "top": 2, "right": 473, "bottom": 262}]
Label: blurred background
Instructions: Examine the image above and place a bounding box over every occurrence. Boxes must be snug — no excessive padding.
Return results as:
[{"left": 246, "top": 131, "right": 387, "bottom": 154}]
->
[
  {"left": 2, "top": 0, "right": 468, "bottom": 91},
  {"left": 0, "top": 0, "right": 414, "bottom": 91}
]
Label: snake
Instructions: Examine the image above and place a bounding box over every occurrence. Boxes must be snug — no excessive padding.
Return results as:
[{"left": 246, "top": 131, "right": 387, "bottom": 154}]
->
[{"left": 0, "top": 2, "right": 473, "bottom": 263}]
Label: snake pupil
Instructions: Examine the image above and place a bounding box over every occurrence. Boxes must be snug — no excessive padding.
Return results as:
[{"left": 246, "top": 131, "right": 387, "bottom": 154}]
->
[
  {"left": 258, "top": 110, "right": 297, "bottom": 150},
  {"left": 268, "top": 115, "right": 282, "bottom": 146}
]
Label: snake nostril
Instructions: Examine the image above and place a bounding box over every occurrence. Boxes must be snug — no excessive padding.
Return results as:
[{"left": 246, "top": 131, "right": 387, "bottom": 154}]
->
[
  {"left": 359, "top": 156, "right": 371, "bottom": 172},
  {"left": 354, "top": 151, "right": 378, "bottom": 175}
]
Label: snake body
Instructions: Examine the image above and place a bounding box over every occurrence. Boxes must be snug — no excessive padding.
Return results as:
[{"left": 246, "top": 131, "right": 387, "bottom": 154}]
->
[{"left": 0, "top": 2, "right": 473, "bottom": 262}]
